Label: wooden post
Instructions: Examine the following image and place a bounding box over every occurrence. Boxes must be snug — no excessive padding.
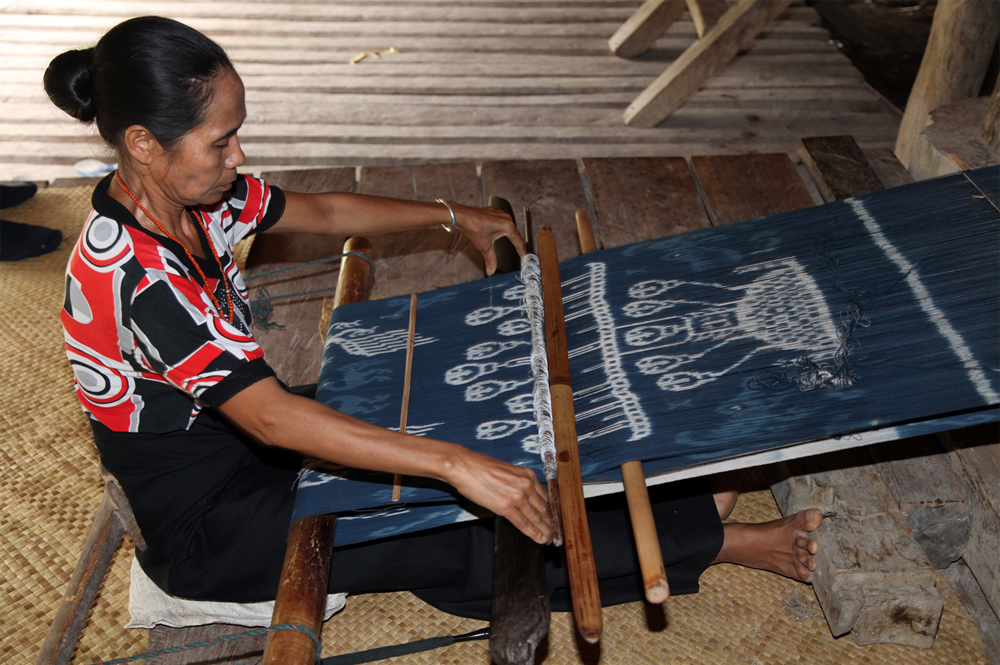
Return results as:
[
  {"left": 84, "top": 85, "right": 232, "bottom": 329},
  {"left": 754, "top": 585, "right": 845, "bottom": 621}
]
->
[
  {"left": 538, "top": 226, "right": 603, "bottom": 644},
  {"left": 869, "top": 436, "right": 972, "bottom": 569},
  {"left": 624, "top": 0, "right": 794, "bottom": 128},
  {"left": 938, "top": 425, "right": 1000, "bottom": 617},
  {"left": 263, "top": 237, "right": 374, "bottom": 665},
  {"left": 981, "top": 74, "right": 1000, "bottom": 155},
  {"left": 894, "top": 0, "right": 1000, "bottom": 168},
  {"left": 771, "top": 450, "right": 943, "bottom": 648}
]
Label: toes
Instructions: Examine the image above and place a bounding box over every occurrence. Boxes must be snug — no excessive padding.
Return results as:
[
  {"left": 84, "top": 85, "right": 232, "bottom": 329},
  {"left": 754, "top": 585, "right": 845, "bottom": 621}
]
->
[{"left": 795, "top": 535, "right": 818, "bottom": 555}]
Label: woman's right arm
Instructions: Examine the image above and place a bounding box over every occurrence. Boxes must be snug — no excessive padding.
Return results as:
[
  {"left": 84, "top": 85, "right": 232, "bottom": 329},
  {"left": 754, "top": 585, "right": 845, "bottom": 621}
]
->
[{"left": 217, "top": 376, "right": 554, "bottom": 545}]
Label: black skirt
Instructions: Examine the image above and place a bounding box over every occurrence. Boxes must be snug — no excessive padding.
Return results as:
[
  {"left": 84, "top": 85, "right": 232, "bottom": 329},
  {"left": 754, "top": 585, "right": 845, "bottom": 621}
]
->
[{"left": 93, "top": 409, "right": 723, "bottom": 620}]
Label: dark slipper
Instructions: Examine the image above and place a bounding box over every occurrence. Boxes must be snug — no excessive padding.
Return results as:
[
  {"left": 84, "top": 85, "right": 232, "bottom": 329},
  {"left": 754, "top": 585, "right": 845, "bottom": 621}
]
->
[
  {"left": 0, "top": 182, "right": 39, "bottom": 209},
  {"left": 1, "top": 219, "right": 63, "bottom": 261}
]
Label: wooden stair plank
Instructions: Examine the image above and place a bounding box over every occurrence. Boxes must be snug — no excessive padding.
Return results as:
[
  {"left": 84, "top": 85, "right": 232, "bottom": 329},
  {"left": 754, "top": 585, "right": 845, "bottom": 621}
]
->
[{"left": 624, "top": 0, "right": 796, "bottom": 127}]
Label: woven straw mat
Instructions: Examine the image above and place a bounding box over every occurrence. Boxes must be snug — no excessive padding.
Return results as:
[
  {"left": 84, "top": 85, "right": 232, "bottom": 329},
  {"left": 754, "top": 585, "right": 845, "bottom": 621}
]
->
[{"left": 0, "top": 186, "right": 988, "bottom": 665}]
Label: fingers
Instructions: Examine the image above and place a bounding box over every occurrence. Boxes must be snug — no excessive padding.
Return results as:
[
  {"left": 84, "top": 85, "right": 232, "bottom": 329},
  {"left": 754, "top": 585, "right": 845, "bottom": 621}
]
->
[
  {"left": 456, "top": 204, "right": 528, "bottom": 273},
  {"left": 509, "top": 504, "right": 552, "bottom": 545},
  {"left": 506, "top": 470, "right": 553, "bottom": 544},
  {"left": 483, "top": 247, "right": 498, "bottom": 276},
  {"left": 451, "top": 450, "right": 553, "bottom": 544},
  {"left": 502, "top": 222, "right": 528, "bottom": 257}
]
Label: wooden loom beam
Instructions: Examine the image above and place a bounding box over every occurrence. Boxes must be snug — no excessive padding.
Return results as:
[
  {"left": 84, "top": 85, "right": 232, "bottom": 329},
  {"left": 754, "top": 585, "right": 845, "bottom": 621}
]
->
[
  {"left": 538, "top": 226, "right": 603, "bottom": 643},
  {"left": 575, "top": 210, "right": 670, "bottom": 604},
  {"left": 263, "top": 237, "right": 374, "bottom": 665},
  {"left": 488, "top": 196, "right": 551, "bottom": 665}
]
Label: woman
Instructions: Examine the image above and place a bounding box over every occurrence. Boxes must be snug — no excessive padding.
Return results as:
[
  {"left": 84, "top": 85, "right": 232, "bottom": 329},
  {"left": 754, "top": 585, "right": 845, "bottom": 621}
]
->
[{"left": 44, "top": 16, "right": 820, "bottom": 618}]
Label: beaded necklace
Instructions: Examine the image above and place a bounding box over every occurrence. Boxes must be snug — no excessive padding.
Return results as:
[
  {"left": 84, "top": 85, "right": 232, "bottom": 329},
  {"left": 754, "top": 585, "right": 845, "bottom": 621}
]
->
[{"left": 114, "top": 171, "right": 235, "bottom": 324}]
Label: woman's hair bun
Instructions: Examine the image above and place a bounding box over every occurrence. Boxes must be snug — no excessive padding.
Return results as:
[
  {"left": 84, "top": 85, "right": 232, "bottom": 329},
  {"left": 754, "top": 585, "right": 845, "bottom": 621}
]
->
[{"left": 43, "top": 48, "right": 97, "bottom": 122}]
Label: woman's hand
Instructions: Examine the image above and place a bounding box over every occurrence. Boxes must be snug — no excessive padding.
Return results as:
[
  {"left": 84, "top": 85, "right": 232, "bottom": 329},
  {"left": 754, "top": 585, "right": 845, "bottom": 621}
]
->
[
  {"left": 443, "top": 201, "right": 527, "bottom": 276},
  {"left": 441, "top": 446, "right": 554, "bottom": 544}
]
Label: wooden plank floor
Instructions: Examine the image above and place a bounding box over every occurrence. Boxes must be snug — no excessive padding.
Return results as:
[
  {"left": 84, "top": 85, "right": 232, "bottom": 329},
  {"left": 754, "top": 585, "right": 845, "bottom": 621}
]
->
[{"left": 0, "top": 0, "right": 901, "bottom": 181}]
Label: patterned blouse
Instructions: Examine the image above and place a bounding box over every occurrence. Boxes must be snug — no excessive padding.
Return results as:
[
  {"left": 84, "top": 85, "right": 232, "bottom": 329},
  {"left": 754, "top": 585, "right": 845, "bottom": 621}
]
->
[{"left": 62, "top": 174, "right": 285, "bottom": 433}]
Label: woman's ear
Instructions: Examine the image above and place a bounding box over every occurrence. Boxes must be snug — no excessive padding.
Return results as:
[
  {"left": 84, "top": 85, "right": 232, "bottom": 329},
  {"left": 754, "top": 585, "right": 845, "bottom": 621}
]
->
[{"left": 122, "top": 125, "right": 162, "bottom": 166}]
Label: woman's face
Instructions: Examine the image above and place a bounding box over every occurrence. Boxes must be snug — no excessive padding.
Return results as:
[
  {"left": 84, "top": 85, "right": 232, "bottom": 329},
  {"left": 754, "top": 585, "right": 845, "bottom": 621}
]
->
[{"left": 151, "top": 67, "right": 247, "bottom": 207}]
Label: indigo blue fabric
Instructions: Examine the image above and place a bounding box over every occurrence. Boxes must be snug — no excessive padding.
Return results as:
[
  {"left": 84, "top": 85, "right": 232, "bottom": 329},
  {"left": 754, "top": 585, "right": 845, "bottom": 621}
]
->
[{"left": 297, "top": 168, "right": 1000, "bottom": 546}]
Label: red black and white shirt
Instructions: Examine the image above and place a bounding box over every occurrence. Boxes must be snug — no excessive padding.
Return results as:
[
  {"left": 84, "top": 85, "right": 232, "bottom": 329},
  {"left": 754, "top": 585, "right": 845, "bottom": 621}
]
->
[{"left": 62, "top": 174, "right": 286, "bottom": 433}]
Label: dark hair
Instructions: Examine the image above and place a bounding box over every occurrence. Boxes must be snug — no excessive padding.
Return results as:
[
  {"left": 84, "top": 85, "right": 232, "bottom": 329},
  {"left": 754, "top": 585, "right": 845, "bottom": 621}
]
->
[{"left": 43, "top": 16, "right": 233, "bottom": 152}]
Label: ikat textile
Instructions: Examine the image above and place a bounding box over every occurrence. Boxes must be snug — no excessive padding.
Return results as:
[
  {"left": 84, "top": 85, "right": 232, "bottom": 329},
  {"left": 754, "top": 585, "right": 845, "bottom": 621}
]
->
[{"left": 295, "top": 168, "right": 999, "bottom": 546}]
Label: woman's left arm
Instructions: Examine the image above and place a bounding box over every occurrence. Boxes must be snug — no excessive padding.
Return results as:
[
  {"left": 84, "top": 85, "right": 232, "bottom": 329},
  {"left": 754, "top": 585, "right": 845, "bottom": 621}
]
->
[{"left": 269, "top": 190, "right": 526, "bottom": 275}]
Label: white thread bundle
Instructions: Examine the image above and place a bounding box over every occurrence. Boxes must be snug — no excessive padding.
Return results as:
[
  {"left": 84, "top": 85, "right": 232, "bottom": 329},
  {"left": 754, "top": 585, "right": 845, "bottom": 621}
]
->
[{"left": 519, "top": 254, "right": 557, "bottom": 481}]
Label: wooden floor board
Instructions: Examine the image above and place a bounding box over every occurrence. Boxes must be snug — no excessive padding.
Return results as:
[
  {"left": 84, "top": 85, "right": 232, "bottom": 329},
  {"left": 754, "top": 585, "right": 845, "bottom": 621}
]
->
[
  {"left": 0, "top": 1, "right": 900, "bottom": 181},
  {"left": 245, "top": 167, "right": 356, "bottom": 386},
  {"left": 357, "top": 162, "right": 485, "bottom": 299},
  {"left": 692, "top": 153, "right": 815, "bottom": 225},
  {"left": 583, "top": 157, "right": 710, "bottom": 247},
  {"left": 481, "top": 159, "right": 589, "bottom": 260}
]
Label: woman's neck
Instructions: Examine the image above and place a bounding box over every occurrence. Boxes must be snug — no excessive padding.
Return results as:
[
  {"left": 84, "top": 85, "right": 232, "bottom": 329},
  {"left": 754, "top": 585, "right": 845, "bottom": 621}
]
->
[{"left": 112, "top": 169, "right": 206, "bottom": 259}]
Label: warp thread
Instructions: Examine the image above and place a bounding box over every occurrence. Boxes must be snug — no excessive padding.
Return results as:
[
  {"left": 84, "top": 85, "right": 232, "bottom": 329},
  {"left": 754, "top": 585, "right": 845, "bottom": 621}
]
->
[
  {"left": 751, "top": 243, "right": 929, "bottom": 391},
  {"left": 751, "top": 245, "right": 869, "bottom": 391},
  {"left": 520, "top": 254, "right": 557, "bottom": 482},
  {"left": 245, "top": 251, "right": 376, "bottom": 329}
]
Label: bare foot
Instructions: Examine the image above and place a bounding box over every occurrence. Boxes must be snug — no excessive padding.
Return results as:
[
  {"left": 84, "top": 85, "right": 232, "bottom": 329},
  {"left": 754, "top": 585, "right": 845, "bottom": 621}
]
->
[{"left": 713, "top": 509, "right": 823, "bottom": 582}]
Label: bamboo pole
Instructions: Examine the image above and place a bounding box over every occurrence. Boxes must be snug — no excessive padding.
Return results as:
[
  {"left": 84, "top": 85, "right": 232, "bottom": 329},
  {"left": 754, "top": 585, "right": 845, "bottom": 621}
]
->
[
  {"left": 575, "top": 210, "right": 669, "bottom": 604},
  {"left": 393, "top": 292, "right": 418, "bottom": 501},
  {"left": 537, "top": 226, "right": 603, "bottom": 644}
]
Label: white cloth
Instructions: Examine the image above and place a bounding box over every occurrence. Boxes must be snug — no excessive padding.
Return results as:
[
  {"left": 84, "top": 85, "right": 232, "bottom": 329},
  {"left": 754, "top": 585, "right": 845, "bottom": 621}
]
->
[{"left": 126, "top": 556, "right": 346, "bottom": 629}]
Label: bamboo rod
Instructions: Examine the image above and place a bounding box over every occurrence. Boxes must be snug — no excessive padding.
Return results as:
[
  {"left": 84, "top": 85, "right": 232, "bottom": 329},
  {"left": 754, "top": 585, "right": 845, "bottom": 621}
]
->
[
  {"left": 575, "top": 210, "right": 669, "bottom": 604},
  {"left": 393, "top": 292, "right": 418, "bottom": 501},
  {"left": 575, "top": 210, "right": 598, "bottom": 254},
  {"left": 621, "top": 461, "right": 670, "bottom": 603},
  {"left": 538, "top": 225, "right": 603, "bottom": 644},
  {"left": 263, "top": 237, "right": 374, "bottom": 665}
]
